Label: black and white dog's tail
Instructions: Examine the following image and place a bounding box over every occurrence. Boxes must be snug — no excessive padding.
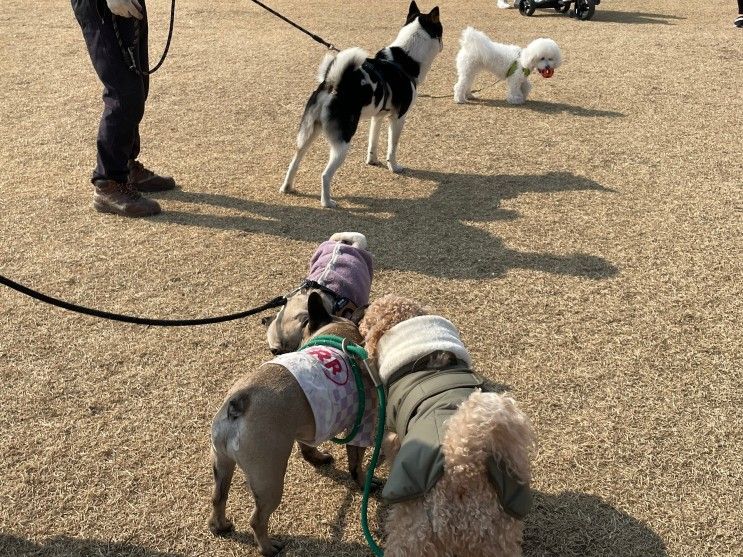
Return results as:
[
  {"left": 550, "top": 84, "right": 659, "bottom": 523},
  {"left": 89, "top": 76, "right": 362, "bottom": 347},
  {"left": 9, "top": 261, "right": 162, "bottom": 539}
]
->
[
  {"left": 317, "top": 47, "right": 369, "bottom": 87},
  {"left": 296, "top": 48, "right": 369, "bottom": 147}
]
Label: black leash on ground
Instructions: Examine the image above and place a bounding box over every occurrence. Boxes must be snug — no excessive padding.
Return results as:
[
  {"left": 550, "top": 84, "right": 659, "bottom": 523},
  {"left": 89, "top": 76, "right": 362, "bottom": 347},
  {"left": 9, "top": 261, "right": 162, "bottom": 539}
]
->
[
  {"left": 113, "top": 0, "right": 338, "bottom": 75},
  {"left": 0, "top": 274, "right": 286, "bottom": 327}
]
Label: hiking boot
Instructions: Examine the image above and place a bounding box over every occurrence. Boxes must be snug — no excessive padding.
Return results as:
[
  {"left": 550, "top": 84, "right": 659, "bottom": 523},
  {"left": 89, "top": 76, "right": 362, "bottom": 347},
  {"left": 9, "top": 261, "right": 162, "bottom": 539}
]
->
[
  {"left": 93, "top": 180, "right": 161, "bottom": 217},
  {"left": 127, "top": 159, "right": 177, "bottom": 192}
]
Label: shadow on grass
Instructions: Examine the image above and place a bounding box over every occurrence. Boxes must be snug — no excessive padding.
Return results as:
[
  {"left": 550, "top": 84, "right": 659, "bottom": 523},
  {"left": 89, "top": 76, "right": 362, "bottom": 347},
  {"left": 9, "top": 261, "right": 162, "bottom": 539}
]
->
[
  {"left": 529, "top": 9, "right": 685, "bottom": 25},
  {"left": 471, "top": 98, "right": 625, "bottom": 118},
  {"left": 591, "top": 10, "right": 685, "bottom": 25},
  {"left": 153, "top": 169, "right": 619, "bottom": 281},
  {"left": 209, "top": 488, "right": 667, "bottom": 556},
  {"left": 524, "top": 491, "right": 668, "bottom": 557},
  {"left": 0, "top": 535, "right": 186, "bottom": 557}
]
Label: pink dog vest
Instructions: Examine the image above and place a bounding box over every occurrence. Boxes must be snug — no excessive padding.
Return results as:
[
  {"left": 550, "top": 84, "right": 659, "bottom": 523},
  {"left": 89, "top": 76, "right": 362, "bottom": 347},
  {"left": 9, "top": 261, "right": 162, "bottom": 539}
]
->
[{"left": 268, "top": 345, "right": 376, "bottom": 447}]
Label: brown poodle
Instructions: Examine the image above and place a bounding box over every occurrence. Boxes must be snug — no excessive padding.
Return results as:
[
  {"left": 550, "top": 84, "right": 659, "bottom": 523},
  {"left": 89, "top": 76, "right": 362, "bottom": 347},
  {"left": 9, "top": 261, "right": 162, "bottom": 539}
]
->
[{"left": 360, "top": 294, "right": 536, "bottom": 557}]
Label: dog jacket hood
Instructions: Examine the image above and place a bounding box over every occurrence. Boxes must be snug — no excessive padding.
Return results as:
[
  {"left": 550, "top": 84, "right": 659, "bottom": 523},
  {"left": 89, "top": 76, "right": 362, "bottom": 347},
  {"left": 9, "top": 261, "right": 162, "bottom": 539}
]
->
[
  {"left": 269, "top": 345, "right": 376, "bottom": 447},
  {"left": 307, "top": 240, "right": 373, "bottom": 308},
  {"left": 376, "top": 315, "right": 472, "bottom": 384}
]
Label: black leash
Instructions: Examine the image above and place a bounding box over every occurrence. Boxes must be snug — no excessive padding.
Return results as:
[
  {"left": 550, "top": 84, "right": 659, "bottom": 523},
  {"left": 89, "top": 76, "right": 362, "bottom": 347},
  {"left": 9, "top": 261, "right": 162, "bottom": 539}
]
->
[
  {"left": 113, "top": 0, "right": 176, "bottom": 75},
  {"left": 247, "top": 0, "right": 339, "bottom": 52},
  {"left": 113, "top": 0, "right": 338, "bottom": 75},
  {"left": 0, "top": 274, "right": 286, "bottom": 327}
]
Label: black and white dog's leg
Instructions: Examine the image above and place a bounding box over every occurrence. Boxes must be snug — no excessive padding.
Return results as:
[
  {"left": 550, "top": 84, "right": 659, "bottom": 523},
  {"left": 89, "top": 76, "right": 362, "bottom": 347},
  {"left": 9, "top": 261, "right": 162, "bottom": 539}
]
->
[
  {"left": 386, "top": 115, "right": 406, "bottom": 174},
  {"left": 281, "top": 122, "right": 320, "bottom": 194},
  {"left": 366, "top": 115, "right": 384, "bottom": 166},
  {"left": 320, "top": 140, "right": 350, "bottom": 208}
]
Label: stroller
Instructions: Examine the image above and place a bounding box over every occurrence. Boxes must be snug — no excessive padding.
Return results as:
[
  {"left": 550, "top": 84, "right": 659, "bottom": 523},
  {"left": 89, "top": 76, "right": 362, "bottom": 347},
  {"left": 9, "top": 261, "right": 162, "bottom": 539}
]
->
[{"left": 517, "top": 0, "right": 600, "bottom": 21}]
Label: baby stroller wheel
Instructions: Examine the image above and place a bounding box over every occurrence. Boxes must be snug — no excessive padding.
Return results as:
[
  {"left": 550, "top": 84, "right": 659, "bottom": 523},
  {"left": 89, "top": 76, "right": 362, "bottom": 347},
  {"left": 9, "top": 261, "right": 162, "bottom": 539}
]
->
[
  {"left": 555, "top": 1, "right": 571, "bottom": 13},
  {"left": 518, "top": 0, "right": 536, "bottom": 16},
  {"left": 572, "top": 0, "right": 595, "bottom": 20}
]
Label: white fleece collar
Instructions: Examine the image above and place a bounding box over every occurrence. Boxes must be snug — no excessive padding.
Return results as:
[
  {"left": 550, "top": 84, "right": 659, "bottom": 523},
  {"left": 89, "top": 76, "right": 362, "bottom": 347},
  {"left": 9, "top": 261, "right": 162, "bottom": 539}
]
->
[{"left": 376, "top": 315, "right": 472, "bottom": 384}]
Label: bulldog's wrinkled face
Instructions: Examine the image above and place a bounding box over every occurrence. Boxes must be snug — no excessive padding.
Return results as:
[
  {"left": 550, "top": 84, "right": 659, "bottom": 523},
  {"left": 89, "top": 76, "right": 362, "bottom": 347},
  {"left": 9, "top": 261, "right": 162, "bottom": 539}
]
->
[{"left": 264, "top": 290, "right": 334, "bottom": 355}]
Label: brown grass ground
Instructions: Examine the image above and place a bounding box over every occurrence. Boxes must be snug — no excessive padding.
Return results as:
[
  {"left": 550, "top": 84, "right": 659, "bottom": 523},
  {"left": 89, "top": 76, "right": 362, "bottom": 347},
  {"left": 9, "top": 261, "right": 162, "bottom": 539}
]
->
[{"left": 1, "top": 0, "right": 741, "bottom": 555}]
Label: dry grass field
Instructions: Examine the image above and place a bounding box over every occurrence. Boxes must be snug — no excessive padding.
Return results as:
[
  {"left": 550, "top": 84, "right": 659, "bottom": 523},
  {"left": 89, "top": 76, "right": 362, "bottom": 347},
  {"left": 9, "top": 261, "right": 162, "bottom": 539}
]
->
[{"left": 1, "top": 0, "right": 741, "bottom": 555}]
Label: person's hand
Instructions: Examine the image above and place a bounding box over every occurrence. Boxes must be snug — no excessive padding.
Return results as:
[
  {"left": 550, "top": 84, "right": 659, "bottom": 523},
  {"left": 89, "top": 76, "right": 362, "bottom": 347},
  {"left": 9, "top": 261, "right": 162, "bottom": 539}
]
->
[{"left": 106, "top": 0, "right": 143, "bottom": 19}]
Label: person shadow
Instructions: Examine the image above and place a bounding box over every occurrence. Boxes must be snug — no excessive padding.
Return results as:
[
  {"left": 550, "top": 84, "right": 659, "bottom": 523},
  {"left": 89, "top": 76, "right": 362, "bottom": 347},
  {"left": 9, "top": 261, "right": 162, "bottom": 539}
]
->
[{"left": 153, "top": 168, "right": 619, "bottom": 281}]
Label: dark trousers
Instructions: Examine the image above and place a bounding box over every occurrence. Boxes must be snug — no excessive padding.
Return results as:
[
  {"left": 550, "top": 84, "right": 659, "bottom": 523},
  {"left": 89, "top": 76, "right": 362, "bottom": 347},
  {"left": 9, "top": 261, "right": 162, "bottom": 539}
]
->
[{"left": 72, "top": 0, "right": 149, "bottom": 183}]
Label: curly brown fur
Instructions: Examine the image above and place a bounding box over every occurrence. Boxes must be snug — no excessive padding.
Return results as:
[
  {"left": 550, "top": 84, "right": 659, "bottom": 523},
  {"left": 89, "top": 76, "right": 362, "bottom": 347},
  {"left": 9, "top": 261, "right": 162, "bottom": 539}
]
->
[{"left": 359, "top": 294, "right": 430, "bottom": 359}]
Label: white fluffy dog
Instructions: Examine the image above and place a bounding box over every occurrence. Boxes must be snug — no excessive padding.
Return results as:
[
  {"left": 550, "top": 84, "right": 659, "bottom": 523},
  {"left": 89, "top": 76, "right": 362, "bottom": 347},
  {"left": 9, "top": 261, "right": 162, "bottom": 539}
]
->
[{"left": 454, "top": 27, "right": 562, "bottom": 105}]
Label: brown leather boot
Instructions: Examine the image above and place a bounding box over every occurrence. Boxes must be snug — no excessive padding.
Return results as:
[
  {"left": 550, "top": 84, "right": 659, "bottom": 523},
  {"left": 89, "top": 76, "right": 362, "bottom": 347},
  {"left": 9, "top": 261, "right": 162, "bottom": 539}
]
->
[
  {"left": 93, "top": 180, "right": 161, "bottom": 217},
  {"left": 127, "top": 160, "right": 176, "bottom": 192}
]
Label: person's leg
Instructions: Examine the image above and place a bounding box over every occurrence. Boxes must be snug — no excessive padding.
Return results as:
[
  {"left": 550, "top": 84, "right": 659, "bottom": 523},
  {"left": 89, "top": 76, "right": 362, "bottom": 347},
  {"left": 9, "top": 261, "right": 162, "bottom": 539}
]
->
[
  {"left": 125, "top": 0, "right": 177, "bottom": 192},
  {"left": 130, "top": 0, "right": 149, "bottom": 162},
  {"left": 73, "top": 0, "right": 146, "bottom": 182},
  {"left": 71, "top": 0, "right": 159, "bottom": 216}
]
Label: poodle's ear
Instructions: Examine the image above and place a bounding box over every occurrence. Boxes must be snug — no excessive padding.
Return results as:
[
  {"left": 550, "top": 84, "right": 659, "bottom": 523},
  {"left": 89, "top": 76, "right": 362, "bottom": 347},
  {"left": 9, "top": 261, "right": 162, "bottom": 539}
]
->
[
  {"left": 520, "top": 42, "right": 540, "bottom": 70},
  {"left": 307, "top": 292, "right": 333, "bottom": 334},
  {"left": 429, "top": 6, "right": 440, "bottom": 23}
]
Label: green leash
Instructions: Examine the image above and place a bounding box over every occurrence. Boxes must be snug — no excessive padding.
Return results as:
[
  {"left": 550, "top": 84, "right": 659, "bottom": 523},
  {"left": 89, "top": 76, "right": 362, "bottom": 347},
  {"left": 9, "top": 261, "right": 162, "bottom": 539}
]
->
[{"left": 300, "top": 334, "right": 386, "bottom": 556}]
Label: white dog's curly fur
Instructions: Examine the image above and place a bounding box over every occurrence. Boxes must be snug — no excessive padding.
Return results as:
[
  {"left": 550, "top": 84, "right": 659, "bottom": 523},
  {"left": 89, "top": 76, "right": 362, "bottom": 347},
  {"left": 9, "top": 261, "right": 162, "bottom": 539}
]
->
[
  {"left": 454, "top": 27, "right": 562, "bottom": 105},
  {"left": 361, "top": 295, "right": 536, "bottom": 556}
]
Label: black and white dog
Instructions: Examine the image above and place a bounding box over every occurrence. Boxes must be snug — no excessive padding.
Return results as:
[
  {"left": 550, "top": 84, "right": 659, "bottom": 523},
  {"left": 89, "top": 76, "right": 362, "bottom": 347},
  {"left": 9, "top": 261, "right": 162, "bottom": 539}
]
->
[{"left": 280, "top": 2, "right": 443, "bottom": 208}]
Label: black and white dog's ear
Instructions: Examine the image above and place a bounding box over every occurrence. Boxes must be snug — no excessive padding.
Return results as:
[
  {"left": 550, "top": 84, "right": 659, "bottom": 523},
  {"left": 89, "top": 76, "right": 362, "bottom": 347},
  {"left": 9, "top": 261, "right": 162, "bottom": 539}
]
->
[
  {"left": 408, "top": 1, "right": 420, "bottom": 18},
  {"left": 429, "top": 6, "right": 440, "bottom": 22},
  {"left": 307, "top": 291, "right": 333, "bottom": 333}
]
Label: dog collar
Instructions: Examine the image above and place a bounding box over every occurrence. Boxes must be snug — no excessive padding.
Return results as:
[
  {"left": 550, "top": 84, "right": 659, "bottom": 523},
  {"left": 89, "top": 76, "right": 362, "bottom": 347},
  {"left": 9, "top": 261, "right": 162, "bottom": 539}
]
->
[{"left": 506, "top": 60, "right": 530, "bottom": 78}]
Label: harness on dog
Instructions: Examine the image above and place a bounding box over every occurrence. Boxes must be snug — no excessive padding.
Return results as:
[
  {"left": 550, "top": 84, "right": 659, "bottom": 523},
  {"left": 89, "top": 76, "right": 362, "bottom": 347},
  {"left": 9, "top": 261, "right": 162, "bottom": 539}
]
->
[
  {"left": 301, "top": 279, "right": 359, "bottom": 316},
  {"left": 506, "top": 59, "right": 531, "bottom": 78}
]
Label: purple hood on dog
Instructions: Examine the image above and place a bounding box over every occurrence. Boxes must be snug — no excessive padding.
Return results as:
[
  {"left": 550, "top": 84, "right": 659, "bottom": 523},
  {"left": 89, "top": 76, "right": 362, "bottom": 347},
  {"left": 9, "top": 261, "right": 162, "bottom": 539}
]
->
[{"left": 306, "top": 240, "right": 373, "bottom": 307}]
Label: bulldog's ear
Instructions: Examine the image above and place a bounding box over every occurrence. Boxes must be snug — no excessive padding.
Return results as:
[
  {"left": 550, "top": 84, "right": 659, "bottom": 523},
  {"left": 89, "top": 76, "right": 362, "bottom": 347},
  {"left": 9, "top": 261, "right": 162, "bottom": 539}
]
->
[
  {"left": 307, "top": 292, "right": 333, "bottom": 333},
  {"left": 429, "top": 6, "right": 440, "bottom": 22},
  {"left": 408, "top": 1, "right": 420, "bottom": 18},
  {"left": 261, "top": 315, "right": 276, "bottom": 328}
]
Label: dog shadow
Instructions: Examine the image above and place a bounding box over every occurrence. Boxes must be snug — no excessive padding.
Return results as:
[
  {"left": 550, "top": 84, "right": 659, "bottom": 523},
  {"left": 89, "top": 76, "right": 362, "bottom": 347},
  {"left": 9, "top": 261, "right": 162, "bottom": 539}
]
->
[
  {"left": 524, "top": 491, "right": 668, "bottom": 557},
  {"left": 152, "top": 169, "right": 618, "bottom": 281},
  {"left": 250, "top": 487, "right": 668, "bottom": 556},
  {"left": 472, "top": 98, "right": 624, "bottom": 118},
  {"left": 0, "top": 534, "right": 187, "bottom": 557}
]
